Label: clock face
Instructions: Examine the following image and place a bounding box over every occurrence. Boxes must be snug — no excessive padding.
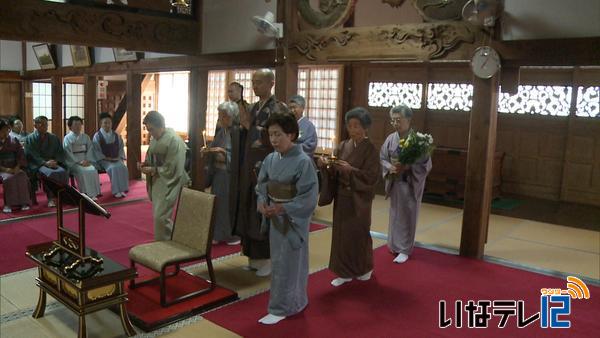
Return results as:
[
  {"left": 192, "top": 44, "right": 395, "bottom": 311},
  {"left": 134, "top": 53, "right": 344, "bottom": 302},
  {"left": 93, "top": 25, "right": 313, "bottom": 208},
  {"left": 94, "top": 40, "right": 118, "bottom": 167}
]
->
[{"left": 471, "top": 46, "right": 501, "bottom": 79}]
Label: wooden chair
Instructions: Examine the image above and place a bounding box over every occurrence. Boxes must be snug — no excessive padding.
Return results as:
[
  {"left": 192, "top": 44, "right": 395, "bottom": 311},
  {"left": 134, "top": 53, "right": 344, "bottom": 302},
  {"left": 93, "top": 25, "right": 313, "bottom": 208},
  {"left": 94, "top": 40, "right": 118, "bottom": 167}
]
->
[{"left": 128, "top": 187, "right": 217, "bottom": 307}]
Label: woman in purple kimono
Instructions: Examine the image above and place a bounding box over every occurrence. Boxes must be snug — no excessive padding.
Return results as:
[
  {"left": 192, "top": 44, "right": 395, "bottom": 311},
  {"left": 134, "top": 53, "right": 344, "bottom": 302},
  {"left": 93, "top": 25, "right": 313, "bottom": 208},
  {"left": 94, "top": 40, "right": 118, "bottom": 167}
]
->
[
  {"left": 380, "top": 105, "right": 432, "bottom": 263},
  {"left": 0, "top": 119, "right": 31, "bottom": 212}
]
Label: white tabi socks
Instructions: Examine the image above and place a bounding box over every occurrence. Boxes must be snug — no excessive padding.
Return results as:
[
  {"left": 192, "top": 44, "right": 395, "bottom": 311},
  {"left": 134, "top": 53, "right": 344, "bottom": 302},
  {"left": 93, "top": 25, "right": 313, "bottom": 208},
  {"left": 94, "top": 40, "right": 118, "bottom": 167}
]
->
[
  {"left": 393, "top": 253, "right": 409, "bottom": 264},
  {"left": 356, "top": 270, "right": 373, "bottom": 281},
  {"left": 330, "top": 277, "right": 352, "bottom": 287},
  {"left": 259, "top": 313, "right": 286, "bottom": 325},
  {"left": 255, "top": 260, "right": 272, "bottom": 277}
]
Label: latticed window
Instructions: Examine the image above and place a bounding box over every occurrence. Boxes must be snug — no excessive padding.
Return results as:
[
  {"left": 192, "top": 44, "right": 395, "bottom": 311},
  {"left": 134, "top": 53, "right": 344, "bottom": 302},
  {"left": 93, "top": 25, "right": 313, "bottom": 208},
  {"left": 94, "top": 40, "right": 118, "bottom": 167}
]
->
[
  {"left": 32, "top": 82, "right": 52, "bottom": 119},
  {"left": 233, "top": 69, "right": 261, "bottom": 104},
  {"left": 368, "top": 82, "right": 423, "bottom": 109},
  {"left": 157, "top": 72, "right": 190, "bottom": 133},
  {"left": 427, "top": 83, "right": 473, "bottom": 111},
  {"left": 576, "top": 86, "right": 600, "bottom": 118},
  {"left": 497, "top": 85, "right": 572, "bottom": 116},
  {"left": 298, "top": 66, "right": 341, "bottom": 150},
  {"left": 63, "top": 83, "right": 84, "bottom": 123},
  {"left": 205, "top": 69, "right": 276, "bottom": 137},
  {"left": 206, "top": 70, "right": 227, "bottom": 137}
]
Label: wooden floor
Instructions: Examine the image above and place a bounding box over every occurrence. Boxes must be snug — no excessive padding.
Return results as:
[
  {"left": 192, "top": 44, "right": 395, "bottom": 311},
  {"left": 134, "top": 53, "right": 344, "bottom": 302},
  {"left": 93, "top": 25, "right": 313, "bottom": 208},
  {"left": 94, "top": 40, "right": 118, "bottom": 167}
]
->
[{"left": 1, "top": 196, "right": 598, "bottom": 337}]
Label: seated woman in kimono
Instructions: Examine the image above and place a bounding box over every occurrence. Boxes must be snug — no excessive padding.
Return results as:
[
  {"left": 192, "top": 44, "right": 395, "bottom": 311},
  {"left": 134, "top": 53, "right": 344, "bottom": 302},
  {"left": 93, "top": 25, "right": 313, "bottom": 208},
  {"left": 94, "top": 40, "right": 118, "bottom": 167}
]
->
[
  {"left": 9, "top": 117, "right": 28, "bottom": 144},
  {"left": 0, "top": 119, "right": 31, "bottom": 212},
  {"left": 256, "top": 112, "right": 318, "bottom": 325},
  {"left": 317, "top": 107, "right": 380, "bottom": 287},
  {"left": 203, "top": 101, "right": 241, "bottom": 245},
  {"left": 92, "top": 112, "right": 129, "bottom": 198},
  {"left": 380, "top": 105, "right": 432, "bottom": 263},
  {"left": 63, "top": 116, "right": 101, "bottom": 200}
]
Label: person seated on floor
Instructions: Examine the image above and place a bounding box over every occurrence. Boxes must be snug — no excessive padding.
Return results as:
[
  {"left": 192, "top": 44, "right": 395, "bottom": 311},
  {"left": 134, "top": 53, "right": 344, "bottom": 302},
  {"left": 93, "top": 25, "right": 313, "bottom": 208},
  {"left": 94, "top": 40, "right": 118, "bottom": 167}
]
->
[
  {"left": 92, "top": 112, "right": 129, "bottom": 198},
  {"left": 256, "top": 112, "right": 319, "bottom": 325},
  {"left": 63, "top": 116, "right": 101, "bottom": 200},
  {"left": 8, "top": 117, "right": 28, "bottom": 145},
  {"left": 0, "top": 119, "right": 31, "bottom": 213},
  {"left": 202, "top": 102, "right": 241, "bottom": 246},
  {"left": 24, "top": 116, "right": 68, "bottom": 208}
]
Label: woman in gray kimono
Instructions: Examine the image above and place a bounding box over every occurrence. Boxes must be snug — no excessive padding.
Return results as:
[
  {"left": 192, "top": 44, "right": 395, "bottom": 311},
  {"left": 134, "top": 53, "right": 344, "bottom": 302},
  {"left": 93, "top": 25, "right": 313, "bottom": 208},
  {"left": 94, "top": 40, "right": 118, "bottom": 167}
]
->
[
  {"left": 380, "top": 105, "right": 432, "bottom": 263},
  {"left": 63, "top": 116, "right": 101, "bottom": 199},
  {"left": 256, "top": 112, "right": 318, "bottom": 325},
  {"left": 92, "top": 112, "right": 129, "bottom": 198},
  {"left": 203, "top": 101, "right": 240, "bottom": 245}
]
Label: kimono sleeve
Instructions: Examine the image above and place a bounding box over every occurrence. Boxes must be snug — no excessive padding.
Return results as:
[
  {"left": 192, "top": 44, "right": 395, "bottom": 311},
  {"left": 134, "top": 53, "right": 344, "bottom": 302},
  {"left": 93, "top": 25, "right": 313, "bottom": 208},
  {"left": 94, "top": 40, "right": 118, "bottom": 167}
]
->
[
  {"left": 91, "top": 133, "right": 106, "bottom": 161},
  {"left": 156, "top": 136, "right": 185, "bottom": 179},
  {"left": 380, "top": 135, "right": 393, "bottom": 179},
  {"left": 255, "top": 153, "right": 272, "bottom": 207},
  {"left": 349, "top": 144, "right": 380, "bottom": 194},
  {"left": 62, "top": 135, "right": 78, "bottom": 168},
  {"left": 282, "top": 158, "right": 318, "bottom": 223},
  {"left": 24, "top": 134, "right": 45, "bottom": 168}
]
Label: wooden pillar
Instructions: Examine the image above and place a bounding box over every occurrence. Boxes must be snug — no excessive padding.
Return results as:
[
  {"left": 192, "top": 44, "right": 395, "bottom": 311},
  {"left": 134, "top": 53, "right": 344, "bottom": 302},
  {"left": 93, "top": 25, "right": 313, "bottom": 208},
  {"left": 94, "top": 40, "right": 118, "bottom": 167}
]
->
[
  {"left": 84, "top": 75, "right": 97, "bottom": 136},
  {"left": 51, "top": 76, "right": 63, "bottom": 138},
  {"left": 126, "top": 72, "right": 142, "bottom": 179},
  {"left": 189, "top": 67, "right": 208, "bottom": 190},
  {"left": 275, "top": 62, "right": 298, "bottom": 103},
  {"left": 22, "top": 81, "right": 33, "bottom": 132},
  {"left": 459, "top": 74, "right": 499, "bottom": 258},
  {"left": 275, "top": 0, "right": 297, "bottom": 103}
]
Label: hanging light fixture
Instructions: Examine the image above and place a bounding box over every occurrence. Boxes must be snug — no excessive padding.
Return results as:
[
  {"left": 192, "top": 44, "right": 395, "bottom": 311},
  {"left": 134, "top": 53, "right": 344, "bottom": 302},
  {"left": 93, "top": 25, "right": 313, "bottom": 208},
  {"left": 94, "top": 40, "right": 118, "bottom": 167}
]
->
[{"left": 170, "top": 0, "right": 191, "bottom": 14}]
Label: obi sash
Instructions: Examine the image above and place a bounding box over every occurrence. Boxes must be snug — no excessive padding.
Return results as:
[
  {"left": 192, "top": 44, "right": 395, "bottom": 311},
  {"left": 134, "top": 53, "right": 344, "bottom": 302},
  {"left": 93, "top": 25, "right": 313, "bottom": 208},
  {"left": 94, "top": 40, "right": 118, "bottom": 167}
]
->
[
  {"left": 267, "top": 181, "right": 297, "bottom": 203},
  {"left": 72, "top": 143, "right": 87, "bottom": 154}
]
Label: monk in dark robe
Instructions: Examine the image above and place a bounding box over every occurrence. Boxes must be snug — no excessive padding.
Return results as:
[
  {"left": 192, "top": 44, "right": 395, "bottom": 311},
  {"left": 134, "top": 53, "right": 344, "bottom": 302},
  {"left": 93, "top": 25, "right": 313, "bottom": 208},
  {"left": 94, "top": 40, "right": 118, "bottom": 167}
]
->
[
  {"left": 318, "top": 107, "right": 381, "bottom": 287},
  {"left": 234, "top": 69, "right": 287, "bottom": 277}
]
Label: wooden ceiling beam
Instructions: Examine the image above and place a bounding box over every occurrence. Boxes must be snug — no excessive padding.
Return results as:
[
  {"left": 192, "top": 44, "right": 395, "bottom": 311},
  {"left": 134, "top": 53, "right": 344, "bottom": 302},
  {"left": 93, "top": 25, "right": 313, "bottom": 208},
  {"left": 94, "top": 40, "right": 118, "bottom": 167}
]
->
[
  {"left": 22, "top": 50, "right": 276, "bottom": 79},
  {"left": 0, "top": 0, "right": 200, "bottom": 55}
]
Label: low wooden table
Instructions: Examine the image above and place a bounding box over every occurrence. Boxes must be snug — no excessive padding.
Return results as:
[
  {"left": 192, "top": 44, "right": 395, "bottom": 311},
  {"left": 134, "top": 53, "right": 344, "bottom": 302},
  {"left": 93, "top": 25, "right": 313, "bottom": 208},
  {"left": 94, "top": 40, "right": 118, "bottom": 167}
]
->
[{"left": 27, "top": 242, "right": 137, "bottom": 338}]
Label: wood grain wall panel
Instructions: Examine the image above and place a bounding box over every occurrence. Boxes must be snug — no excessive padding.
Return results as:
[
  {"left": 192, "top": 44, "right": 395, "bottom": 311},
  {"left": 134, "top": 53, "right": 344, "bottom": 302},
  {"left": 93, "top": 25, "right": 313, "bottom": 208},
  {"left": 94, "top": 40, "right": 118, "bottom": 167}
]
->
[
  {"left": 568, "top": 136, "right": 595, "bottom": 163},
  {"left": 518, "top": 132, "right": 539, "bottom": 157},
  {"left": 538, "top": 159, "right": 564, "bottom": 187},
  {"left": 565, "top": 163, "right": 593, "bottom": 189},
  {"left": 353, "top": 63, "right": 599, "bottom": 205},
  {"left": 539, "top": 134, "right": 566, "bottom": 159},
  {"left": 0, "top": 82, "right": 21, "bottom": 117}
]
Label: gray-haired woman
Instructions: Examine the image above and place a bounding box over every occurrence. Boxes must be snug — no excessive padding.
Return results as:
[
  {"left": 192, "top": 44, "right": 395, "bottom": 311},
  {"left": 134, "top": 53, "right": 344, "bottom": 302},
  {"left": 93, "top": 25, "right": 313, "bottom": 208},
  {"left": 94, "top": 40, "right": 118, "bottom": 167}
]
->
[
  {"left": 204, "top": 101, "right": 241, "bottom": 245},
  {"left": 317, "top": 107, "right": 381, "bottom": 287},
  {"left": 380, "top": 105, "right": 432, "bottom": 264}
]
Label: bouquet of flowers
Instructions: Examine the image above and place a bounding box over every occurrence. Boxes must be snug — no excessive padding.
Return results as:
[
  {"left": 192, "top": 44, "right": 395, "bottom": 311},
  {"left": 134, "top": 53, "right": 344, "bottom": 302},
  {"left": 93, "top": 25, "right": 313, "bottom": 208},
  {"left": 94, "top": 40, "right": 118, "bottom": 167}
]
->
[{"left": 391, "top": 130, "right": 435, "bottom": 166}]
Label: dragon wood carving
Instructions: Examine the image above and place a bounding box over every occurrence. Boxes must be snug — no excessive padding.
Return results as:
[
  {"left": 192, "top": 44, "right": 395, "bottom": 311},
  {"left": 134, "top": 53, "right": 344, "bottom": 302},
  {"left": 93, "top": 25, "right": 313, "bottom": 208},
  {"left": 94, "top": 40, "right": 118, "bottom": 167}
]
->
[
  {"left": 376, "top": 23, "right": 475, "bottom": 58},
  {"left": 297, "top": 0, "right": 357, "bottom": 29},
  {"left": 293, "top": 30, "right": 358, "bottom": 61}
]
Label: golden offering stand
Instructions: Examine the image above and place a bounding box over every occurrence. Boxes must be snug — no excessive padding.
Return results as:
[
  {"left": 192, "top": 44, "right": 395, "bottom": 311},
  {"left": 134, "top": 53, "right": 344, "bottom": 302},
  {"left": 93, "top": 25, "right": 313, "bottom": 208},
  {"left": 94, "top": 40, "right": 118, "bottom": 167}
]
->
[{"left": 26, "top": 176, "right": 136, "bottom": 338}]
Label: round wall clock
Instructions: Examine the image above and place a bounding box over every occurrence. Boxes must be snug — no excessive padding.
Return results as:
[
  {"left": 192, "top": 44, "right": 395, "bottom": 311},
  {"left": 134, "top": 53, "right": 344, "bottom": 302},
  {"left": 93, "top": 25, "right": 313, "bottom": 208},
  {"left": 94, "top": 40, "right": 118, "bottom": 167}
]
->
[{"left": 471, "top": 46, "right": 501, "bottom": 79}]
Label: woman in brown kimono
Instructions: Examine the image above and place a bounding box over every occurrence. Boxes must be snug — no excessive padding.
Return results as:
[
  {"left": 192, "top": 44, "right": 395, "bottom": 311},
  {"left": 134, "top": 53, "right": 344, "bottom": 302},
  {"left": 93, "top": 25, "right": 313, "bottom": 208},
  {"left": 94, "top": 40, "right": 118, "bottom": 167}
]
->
[
  {"left": 0, "top": 119, "right": 31, "bottom": 213},
  {"left": 317, "top": 107, "right": 381, "bottom": 287}
]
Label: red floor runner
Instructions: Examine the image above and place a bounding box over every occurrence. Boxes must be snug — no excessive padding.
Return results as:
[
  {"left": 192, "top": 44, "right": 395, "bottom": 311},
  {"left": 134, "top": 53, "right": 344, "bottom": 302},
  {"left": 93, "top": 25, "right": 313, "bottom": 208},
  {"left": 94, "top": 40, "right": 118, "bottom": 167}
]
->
[
  {"left": 125, "top": 271, "right": 238, "bottom": 331},
  {"left": 205, "top": 246, "right": 600, "bottom": 338},
  {"left": 0, "top": 200, "right": 329, "bottom": 275},
  {"left": 0, "top": 176, "right": 147, "bottom": 220}
]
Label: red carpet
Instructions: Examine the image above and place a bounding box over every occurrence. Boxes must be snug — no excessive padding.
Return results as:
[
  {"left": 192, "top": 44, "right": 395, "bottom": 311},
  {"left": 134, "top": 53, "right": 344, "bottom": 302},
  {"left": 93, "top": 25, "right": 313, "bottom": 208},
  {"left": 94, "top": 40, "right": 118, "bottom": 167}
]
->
[
  {"left": 205, "top": 246, "right": 600, "bottom": 338},
  {"left": 124, "top": 271, "right": 238, "bottom": 331},
  {"left": 0, "top": 175, "right": 147, "bottom": 220},
  {"left": 0, "top": 199, "right": 329, "bottom": 275}
]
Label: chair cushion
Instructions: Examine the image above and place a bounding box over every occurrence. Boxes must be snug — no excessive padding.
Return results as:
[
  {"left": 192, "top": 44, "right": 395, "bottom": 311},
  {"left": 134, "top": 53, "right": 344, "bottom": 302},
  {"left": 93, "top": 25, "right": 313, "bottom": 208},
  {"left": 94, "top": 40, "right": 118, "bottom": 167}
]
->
[{"left": 129, "top": 241, "right": 203, "bottom": 271}]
